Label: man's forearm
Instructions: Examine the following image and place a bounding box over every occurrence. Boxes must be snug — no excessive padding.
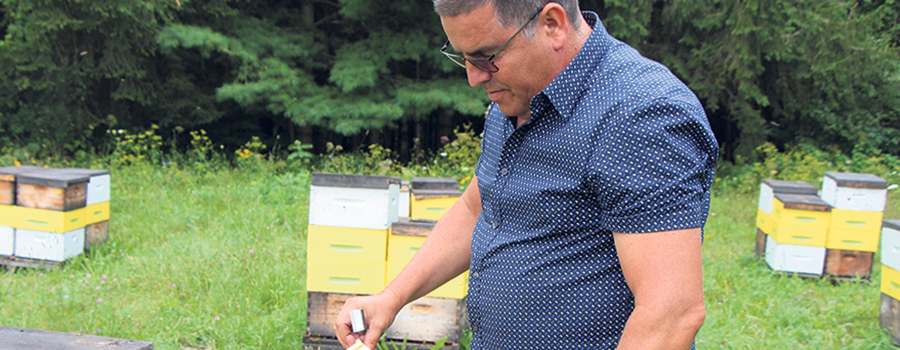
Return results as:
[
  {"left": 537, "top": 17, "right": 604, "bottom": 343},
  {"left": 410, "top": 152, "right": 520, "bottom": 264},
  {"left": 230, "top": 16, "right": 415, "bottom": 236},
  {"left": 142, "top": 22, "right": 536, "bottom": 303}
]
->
[{"left": 615, "top": 300, "right": 706, "bottom": 349}]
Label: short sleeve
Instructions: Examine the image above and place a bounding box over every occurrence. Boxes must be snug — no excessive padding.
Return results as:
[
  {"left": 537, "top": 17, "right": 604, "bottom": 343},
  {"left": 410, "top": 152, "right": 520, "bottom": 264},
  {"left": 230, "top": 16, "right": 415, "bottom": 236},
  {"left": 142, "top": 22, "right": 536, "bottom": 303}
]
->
[{"left": 589, "top": 97, "right": 718, "bottom": 233}]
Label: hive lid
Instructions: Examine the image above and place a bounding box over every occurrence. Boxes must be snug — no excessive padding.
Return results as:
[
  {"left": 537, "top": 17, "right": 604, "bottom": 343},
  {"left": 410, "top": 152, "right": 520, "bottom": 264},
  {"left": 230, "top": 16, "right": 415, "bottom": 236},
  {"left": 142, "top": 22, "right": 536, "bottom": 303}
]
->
[
  {"left": 884, "top": 220, "right": 900, "bottom": 231},
  {"left": 0, "top": 165, "right": 46, "bottom": 182},
  {"left": 825, "top": 172, "right": 887, "bottom": 189},
  {"left": 773, "top": 193, "right": 832, "bottom": 212},
  {"left": 56, "top": 168, "right": 111, "bottom": 177},
  {"left": 15, "top": 169, "right": 91, "bottom": 188},
  {"left": 411, "top": 177, "right": 458, "bottom": 191},
  {"left": 391, "top": 217, "right": 437, "bottom": 237},
  {"left": 311, "top": 172, "right": 401, "bottom": 189},
  {"left": 761, "top": 179, "right": 818, "bottom": 195}
]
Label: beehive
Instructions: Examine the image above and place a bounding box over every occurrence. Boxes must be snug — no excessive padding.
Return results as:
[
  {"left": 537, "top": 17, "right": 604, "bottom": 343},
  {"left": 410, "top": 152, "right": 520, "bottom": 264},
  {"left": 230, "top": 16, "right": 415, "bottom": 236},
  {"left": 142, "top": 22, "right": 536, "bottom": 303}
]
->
[{"left": 410, "top": 177, "right": 461, "bottom": 221}]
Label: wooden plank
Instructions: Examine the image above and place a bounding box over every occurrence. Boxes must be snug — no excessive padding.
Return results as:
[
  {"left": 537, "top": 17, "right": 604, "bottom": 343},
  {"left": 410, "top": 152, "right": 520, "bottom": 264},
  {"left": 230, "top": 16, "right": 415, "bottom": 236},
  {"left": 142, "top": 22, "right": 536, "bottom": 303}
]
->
[
  {"left": 755, "top": 229, "right": 766, "bottom": 258},
  {"left": 311, "top": 172, "right": 401, "bottom": 189},
  {"left": 412, "top": 190, "right": 461, "bottom": 201},
  {"left": 761, "top": 179, "right": 818, "bottom": 195},
  {"left": 881, "top": 293, "right": 900, "bottom": 346},
  {"left": 885, "top": 220, "right": 900, "bottom": 232},
  {"left": 826, "top": 172, "right": 887, "bottom": 189},
  {"left": 0, "top": 326, "right": 153, "bottom": 350},
  {"left": 307, "top": 292, "right": 466, "bottom": 345},
  {"left": 0, "top": 255, "right": 63, "bottom": 270},
  {"left": 391, "top": 218, "right": 436, "bottom": 237},
  {"left": 824, "top": 249, "right": 873, "bottom": 280},
  {"left": 411, "top": 177, "right": 458, "bottom": 191},
  {"left": 85, "top": 220, "right": 109, "bottom": 251},
  {"left": 0, "top": 181, "right": 12, "bottom": 206},
  {"left": 303, "top": 336, "right": 458, "bottom": 350},
  {"left": 16, "top": 182, "right": 88, "bottom": 211},
  {"left": 773, "top": 193, "right": 831, "bottom": 212}
]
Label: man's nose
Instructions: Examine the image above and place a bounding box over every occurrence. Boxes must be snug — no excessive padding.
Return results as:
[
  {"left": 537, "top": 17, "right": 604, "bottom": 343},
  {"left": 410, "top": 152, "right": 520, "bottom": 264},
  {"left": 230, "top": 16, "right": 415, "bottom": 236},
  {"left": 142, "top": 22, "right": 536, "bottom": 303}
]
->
[{"left": 466, "top": 63, "right": 491, "bottom": 88}]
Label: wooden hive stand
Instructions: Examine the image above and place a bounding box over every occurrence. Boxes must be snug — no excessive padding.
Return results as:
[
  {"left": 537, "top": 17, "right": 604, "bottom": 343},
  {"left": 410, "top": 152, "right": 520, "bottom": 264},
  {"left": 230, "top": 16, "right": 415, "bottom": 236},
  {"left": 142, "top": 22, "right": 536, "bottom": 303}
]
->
[{"left": 0, "top": 326, "right": 152, "bottom": 350}]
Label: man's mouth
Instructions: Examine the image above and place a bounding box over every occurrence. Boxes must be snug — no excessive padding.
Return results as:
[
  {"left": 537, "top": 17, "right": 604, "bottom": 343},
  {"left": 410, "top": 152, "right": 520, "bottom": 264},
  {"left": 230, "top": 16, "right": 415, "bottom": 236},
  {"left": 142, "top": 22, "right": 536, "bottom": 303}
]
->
[{"left": 486, "top": 89, "right": 504, "bottom": 101}]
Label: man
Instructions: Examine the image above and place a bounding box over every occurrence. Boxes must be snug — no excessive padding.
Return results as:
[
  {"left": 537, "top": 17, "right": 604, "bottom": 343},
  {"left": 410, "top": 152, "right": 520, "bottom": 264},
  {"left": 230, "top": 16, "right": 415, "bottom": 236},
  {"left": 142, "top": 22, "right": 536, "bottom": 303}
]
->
[{"left": 334, "top": 1, "right": 718, "bottom": 349}]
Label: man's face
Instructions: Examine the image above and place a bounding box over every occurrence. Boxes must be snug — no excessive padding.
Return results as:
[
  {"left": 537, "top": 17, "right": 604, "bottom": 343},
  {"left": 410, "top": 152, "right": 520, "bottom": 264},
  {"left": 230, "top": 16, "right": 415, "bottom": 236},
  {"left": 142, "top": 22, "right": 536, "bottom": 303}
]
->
[{"left": 441, "top": 5, "right": 546, "bottom": 119}]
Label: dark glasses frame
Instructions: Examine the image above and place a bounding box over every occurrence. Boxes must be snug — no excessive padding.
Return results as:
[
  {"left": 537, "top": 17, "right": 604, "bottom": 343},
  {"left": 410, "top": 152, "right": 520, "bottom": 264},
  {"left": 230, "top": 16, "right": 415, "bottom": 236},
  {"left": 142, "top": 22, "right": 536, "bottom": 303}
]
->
[{"left": 440, "top": 8, "right": 542, "bottom": 73}]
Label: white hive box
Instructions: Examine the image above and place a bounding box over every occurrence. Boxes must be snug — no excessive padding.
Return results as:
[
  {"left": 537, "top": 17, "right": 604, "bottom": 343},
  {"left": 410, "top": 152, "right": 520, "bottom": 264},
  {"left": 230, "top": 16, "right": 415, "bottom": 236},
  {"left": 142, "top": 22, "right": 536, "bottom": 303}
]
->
[
  {"left": 883, "top": 220, "right": 900, "bottom": 272},
  {"left": 399, "top": 181, "right": 410, "bottom": 218},
  {"left": 0, "top": 226, "right": 13, "bottom": 256},
  {"left": 308, "top": 173, "right": 401, "bottom": 230},
  {"left": 820, "top": 172, "right": 887, "bottom": 211},
  {"left": 758, "top": 179, "right": 818, "bottom": 215},
  {"left": 765, "top": 235, "right": 825, "bottom": 276},
  {"left": 57, "top": 168, "right": 111, "bottom": 205},
  {"left": 14, "top": 227, "right": 85, "bottom": 262}
]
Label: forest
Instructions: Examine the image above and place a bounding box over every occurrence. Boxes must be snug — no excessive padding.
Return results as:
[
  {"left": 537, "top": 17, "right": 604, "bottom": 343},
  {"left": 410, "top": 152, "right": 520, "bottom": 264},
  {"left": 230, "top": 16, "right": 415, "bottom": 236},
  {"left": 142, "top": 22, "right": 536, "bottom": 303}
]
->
[{"left": 1, "top": 0, "right": 898, "bottom": 163}]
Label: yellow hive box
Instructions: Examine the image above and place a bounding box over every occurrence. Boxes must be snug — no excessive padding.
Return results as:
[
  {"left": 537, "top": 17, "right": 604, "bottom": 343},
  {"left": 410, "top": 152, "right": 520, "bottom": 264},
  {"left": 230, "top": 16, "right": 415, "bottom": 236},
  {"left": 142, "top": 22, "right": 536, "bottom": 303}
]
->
[
  {"left": 0, "top": 202, "right": 109, "bottom": 233},
  {"left": 769, "top": 194, "right": 831, "bottom": 245},
  {"left": 883, "top": 265, "right": 900, "bottom": 301},
  {"left": 826, "top": 228, "right": 880, "bottom": 252},
  {"left": 387, "top": 234, "right": 426, "bottom": 262},
  {"left": 410, "top": 177, "right": 461, "bottom": 221},
  {"left": 410, "top": 196, "right": 458, "bottom": 221},
  {"left": 1, "top": 204, "right": 84, "bottom": 233},
  {"left": 756, "top": 209, "right": 775, "bottom": 235},
  {"left": 770, "top": 224, "right": 828, "bottom": 247},
  {"left": 386, "top": 261, "right": 467, "bottom": 299},
  {"left": 82, "top": 202, "right": 110, "bottom": 226},
  {"left": 307, "top": 258, "right": 386, "bottom": 294},
  {"left": 306, "top": 225, "right": 388, "bottom": 263},
  {"left": 772, "top": 196, "right": 831, "bottom": 229},
  {"left": 830, "top": 209, "right": 883, "bottom": 232}
]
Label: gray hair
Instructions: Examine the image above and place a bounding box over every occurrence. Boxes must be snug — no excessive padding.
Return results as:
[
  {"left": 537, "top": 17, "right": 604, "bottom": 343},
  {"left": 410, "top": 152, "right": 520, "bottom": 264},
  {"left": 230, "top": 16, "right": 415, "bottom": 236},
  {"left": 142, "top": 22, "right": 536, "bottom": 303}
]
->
[{"left": 433, "top": 0, "right": 581, "bottom": 36}]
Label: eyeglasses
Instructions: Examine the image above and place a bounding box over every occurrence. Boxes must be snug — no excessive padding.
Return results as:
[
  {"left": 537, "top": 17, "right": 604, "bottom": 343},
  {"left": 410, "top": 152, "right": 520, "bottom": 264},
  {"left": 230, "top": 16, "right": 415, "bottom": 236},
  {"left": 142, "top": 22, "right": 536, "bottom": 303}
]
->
[{"left": 440, "top": 8, "right": 542, "bottom": 73}]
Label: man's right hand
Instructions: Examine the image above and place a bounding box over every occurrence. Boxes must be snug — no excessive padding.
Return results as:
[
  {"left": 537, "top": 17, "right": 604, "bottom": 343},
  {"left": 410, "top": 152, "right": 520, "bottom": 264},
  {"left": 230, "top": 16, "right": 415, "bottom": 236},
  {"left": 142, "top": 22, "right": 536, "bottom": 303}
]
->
[{"left": 333, "top": 288, "right": 405, "bottom": 350}]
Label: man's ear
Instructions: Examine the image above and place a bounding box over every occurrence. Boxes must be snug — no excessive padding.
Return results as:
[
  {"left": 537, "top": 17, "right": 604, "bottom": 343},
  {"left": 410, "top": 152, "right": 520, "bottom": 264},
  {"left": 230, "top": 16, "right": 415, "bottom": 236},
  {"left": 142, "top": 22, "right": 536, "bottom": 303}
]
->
[{"left": 539, "top": 3, "right": 569, "bottom": 50}]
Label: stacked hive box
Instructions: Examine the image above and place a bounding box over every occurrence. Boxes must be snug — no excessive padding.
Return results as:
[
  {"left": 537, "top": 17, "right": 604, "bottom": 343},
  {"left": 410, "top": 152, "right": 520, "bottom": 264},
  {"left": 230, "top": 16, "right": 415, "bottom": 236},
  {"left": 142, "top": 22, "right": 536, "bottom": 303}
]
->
[
  {"left": 763, "top": 193, "right": 832, "bottom": 277},
  {"left": 820, "top": 172, "right": 886, "bottom": 280},
  {"left": 410, "top": 177, "right": 461, "bottom": 221},
  {"left": 755, "top": 172, "right": 886, "bottom": 279},
  {"left": 880, "top": 219, "right": 900, "bottom": 345},
  {"left": 306, "top": 173, "right": 467, "bottom": 346},
  {"left": 0, "top": 166, "right": 111, "bottom": 267},
  {"left": 755, "top": 179, "right": 819, "bottom": 258}
]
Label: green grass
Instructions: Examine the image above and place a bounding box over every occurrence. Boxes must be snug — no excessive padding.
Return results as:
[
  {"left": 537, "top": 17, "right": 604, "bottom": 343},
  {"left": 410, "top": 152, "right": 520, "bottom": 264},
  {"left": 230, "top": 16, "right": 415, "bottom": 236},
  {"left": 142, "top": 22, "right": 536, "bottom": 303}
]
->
[
  {"left": 1, "top": 163, "right": 899, "bottom": 349},
  {"left": 698, "top": 187, "right": 899, "bottom": 349},
  {"left": 0, "top": 164, "right": 311, "bottom": 349}
]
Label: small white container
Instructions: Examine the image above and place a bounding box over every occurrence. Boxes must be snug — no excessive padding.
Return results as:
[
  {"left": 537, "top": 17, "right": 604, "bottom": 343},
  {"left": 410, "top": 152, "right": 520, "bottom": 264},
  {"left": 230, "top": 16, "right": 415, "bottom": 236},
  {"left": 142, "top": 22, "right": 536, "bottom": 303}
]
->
[
  {"left": 308, "top": 173, "right": 401, "bottom": 230},
  {"left": 399, "top": 181, "right": 410, "bottom": 218},
  {"left": 758, "top": 179, "right": 818, "bottom": 215},
  {"left": 820, "top": 172, "right": 887, "bottom": 212},
  {"left": 765, "top": 235, "right": 825, "bottom": 276},
  {"left": 14, "top": 227, "right": 85, "bottom": 262},
  {"left": 882, "top": 220, "right": 900, "bottom": 272},
  {"left": 0, "top": 226, "right": 13, "bottom": 256}
]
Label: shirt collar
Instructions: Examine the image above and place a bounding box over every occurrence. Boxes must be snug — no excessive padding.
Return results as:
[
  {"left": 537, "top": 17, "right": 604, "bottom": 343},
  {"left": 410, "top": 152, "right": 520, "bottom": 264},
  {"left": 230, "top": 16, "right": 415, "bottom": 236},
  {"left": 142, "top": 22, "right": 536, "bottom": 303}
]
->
[{"left": 531, "top": 11, "right": 607, "bottom": 120}]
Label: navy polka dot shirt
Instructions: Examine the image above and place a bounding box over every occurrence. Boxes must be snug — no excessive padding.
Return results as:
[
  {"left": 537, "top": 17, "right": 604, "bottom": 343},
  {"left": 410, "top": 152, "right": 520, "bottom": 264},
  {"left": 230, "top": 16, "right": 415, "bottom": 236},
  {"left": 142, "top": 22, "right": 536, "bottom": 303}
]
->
[{"left": 467, "top": 11, "right": 718, "bottom": 349}]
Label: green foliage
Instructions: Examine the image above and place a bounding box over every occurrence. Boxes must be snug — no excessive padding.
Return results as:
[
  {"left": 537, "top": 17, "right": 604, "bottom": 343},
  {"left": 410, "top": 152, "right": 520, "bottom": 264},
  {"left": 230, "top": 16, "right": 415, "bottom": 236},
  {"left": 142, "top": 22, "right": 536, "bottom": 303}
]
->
[
  {"left": 286, "top": 140, "right": 315, "bottom": 170},
  {"left": 403, "top": 124, "right": 482, "bottom": 191},
  {"left": 0, "top": 0, "right": 176, "bottom": 156},
  {"left": 715, "top": 142, "right": 900, "bottom": 194},
  {"left": 315, "top": 143, "right": 404, "bottom": 177},
  {"left": 643, "top": 0, "right": 900, "bottom": 159},
  {"left": 108, "top": 125, "right": 165, "bottom": 168}
]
